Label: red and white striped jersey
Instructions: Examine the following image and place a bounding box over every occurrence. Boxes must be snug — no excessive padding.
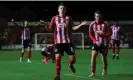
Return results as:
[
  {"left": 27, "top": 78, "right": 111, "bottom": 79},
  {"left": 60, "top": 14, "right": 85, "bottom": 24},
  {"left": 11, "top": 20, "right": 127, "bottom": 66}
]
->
[
  {"left": 89, "top": 21, "right": 112, "bottom": 45},
  {"left": 21, "top": 27, "right": 30, "bottom": 40},
  {"left": 42, "top": 45, "right": 54, "bottom": 52},
  {"left": 111, "top": 25, "right": 121, "bottom": 40},
  {"left": 49, "top": 15, "right": 72, "bottom": 44}
]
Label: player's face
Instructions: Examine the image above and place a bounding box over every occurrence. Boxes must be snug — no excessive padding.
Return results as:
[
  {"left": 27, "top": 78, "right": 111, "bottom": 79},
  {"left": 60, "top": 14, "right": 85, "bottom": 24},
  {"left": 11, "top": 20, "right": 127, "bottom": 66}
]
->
[
  {"left": 95, "top": 13, "right": 102, "bottom": 21},
  {"left": 58, "top": 5, "right": 66, "bottom": 14}
]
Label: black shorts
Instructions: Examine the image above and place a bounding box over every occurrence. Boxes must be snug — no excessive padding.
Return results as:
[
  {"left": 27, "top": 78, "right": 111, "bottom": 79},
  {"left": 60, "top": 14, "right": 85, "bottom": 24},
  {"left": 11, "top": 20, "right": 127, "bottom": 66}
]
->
[
  {"left": 22, "top": 40, "right": 32, "bottom": 48},
  {"left": 112, "top": 39, "right": 120, "bottom": 48},
  {"left": 54, "top": 43, "right": 75, "bottom": 55},
  {"left": 41, "top": 50, "right": 55, "bottom": 57},
  {"left": 92, "top": 44, "right": 108, "bottom": 56}
]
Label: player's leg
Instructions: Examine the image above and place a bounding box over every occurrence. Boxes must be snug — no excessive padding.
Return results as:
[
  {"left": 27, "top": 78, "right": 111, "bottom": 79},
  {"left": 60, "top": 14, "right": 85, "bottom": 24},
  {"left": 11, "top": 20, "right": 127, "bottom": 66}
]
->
[
  {"left": 54, "top": 53, "right": 62, "bottom": 80},
  {"left": 54, "top": 44, "right": 64, "bottom": 80},
  {"left": 20, "top": 48, "right": 25, "bottom": 63},
  {"left": 101, "top": 48, "right": 108, "bottom": 76},
  {"left": 116, "top": 40, "right": 120, "bottom": 59},
  {"left": 68, "top": 55, "right": 76, "bottom": 73},
  {"left": 109, "top": 39, "right": 113, "bottom": 49},
  {"left": 89, "top": 50, "right": 98, "bottom": 77},
  {"left": 20, "top": 40, "right": 25, "bottom": 63},
  {"left": 27, "top": 47, "right": 31, "bottom": 63},
  {"left": 89, "top": 44, "right": 98, "bottom": 77},
  {"left": 43, "top": 53, "right": 55, "bottom": 64},
  {"left": 65, "top": 43, "right": 76, "bottom": 73},
  {"left": 51, "top": 54, "right": 55, "bottom": 63},
  {"left": 112, "top": 40, "right": 116, "bottom": 59},
  {"left": 27, "top": 40, "right": 32, "bottom": 63}
]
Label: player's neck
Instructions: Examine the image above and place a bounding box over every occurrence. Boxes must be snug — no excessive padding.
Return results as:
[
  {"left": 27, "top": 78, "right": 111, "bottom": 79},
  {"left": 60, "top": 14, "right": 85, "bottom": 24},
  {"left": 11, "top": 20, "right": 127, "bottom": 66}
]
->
[
  {"left": 59, "top": 13, "right": 65, "bottom": 17},
  {"left": 95, "top": 20, "right": 102, "bottom": 24}
]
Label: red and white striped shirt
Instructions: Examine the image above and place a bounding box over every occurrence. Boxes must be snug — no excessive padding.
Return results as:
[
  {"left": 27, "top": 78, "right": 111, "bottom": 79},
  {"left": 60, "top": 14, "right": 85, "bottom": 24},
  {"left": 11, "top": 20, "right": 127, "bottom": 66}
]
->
[
  {"left": 42, "top": 45, "right": 54, "bottom": 53},
  {"left": 89, "top": 21, "right": 112, "bottom": 45},
  {"left": 111, "top": 25, "right": 121, "bottom": 40},
  {"left": 21, "top": 27, "right": 30, "bottom": 40},
  {"left": 49, "top": 15, "right": 72, "bottom": 44}
]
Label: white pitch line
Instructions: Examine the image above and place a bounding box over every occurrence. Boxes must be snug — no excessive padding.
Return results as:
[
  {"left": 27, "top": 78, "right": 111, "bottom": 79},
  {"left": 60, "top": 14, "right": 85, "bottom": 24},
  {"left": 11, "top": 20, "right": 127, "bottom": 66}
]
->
[{"left": 64, "top": 73, "right": 101, "bottom": 80}]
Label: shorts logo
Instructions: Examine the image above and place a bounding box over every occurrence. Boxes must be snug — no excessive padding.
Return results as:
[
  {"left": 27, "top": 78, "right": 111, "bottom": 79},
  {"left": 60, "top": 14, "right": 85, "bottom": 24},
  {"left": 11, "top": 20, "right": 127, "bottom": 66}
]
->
[{"left": 70, "top": 47, "right": 74, "bottom": 52}]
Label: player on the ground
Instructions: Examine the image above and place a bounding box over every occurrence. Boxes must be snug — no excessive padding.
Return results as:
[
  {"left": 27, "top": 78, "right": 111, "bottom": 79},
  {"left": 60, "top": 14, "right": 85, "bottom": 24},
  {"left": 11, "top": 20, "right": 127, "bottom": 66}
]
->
[
  {"left": 41, "top": 3, "right": 88, "bottom": 80},
  {"left": 111, "top": 21, "right": 122, "bottom": 59},
  {"left": 89, "top": 10, "right": 112, "bottom": 77},
  {"left": 11, "top": 19, "right": 32, "bottom": 63},
  {"left": 41, "top": 44, "right": 55, "bottom": 64}
]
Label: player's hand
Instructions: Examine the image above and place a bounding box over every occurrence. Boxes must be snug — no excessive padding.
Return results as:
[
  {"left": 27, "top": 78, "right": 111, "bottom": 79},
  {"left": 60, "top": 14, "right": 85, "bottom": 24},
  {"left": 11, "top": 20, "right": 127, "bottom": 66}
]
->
[
  {"left": 80, "top": 20, "right": 88, "bottom": 26},
  {"left": 96, "top": 41, "right": 101, "bottom": 46},
  {"left": 11, "top": 19, "right": 14, "bottom": 22},
  {"left": 40, "top": 20, "right": 45, "bottom": 23},
  {"left": 95, "top": 30, "right": 104, "bottom": 34}
]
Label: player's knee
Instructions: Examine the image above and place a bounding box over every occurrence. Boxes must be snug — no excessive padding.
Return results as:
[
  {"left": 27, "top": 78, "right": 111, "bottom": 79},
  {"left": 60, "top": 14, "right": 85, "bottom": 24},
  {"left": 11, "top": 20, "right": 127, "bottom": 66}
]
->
[
  {"left": 55, "top": 54, "right": 62, "bottom": 59},
  {"left": 92, "top": 52, "right": 97, "bottom": 59},
  {"left": 21, "top": 50, "right": 25, "bottom": 53},
  {"left": 28, "top": 48, "right": 31, "bottom": 52}
]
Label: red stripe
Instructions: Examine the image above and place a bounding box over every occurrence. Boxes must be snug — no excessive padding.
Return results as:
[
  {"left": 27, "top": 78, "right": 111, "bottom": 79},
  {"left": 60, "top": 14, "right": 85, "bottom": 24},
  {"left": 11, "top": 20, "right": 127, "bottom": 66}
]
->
[
  {"left": 64, "top": 17, "right": 68, "bottom": 43},
  {"left": 58, "top": 16, "right": 62, "bottom": 43},
  {"left": 96, "top": 24, "right": 99, "bottom": 41},
  {"left": 21, "top": 29, "right": 24, "bottom": 40},
  {"left": 54, "top": 17, "right": 57, "bottom": 44},
  {"left": 100, "top": 24, "right": 102, "bottom": 30}
]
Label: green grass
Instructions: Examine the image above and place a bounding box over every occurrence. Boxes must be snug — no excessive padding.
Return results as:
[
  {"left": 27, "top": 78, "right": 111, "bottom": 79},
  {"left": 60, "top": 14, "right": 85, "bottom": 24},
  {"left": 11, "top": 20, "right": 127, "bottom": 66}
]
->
[{"left": 0, "top": 49, "right": 133, "bottom": 80}]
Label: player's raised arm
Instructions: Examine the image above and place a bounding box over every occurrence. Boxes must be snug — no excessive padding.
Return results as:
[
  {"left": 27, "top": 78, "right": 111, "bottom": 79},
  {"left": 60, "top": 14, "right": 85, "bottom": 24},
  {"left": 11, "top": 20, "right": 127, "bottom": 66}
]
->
[
  {"left": 11, "top": 19, "right": 22, "bottom": 27},
  {"left": 71, "top": 17, "right": 88, "bottom": 30},
  {"left": 48, "top": 16, "right": 56, "bottom": 32},
  {"left": 36, "top": 20, "right": 49, "bottom": 31}
]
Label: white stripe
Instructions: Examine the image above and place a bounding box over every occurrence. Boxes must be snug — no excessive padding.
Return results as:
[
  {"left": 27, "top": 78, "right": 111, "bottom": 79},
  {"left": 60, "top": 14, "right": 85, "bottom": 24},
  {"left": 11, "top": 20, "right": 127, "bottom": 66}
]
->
[
  {"left": 102, "top": 24, "right": 104, "bottom": 31},
  {"left": 98, "top": 25, "right": 102, "bottom": 43},
  {"left": 42, "top": 47, "right": 46, "bottom": 51},
  {"left": 61, "top": 17, "right": 66, "bottom": 43},
  {"left": 93, "top": 24, "right": 98, "bottom": 41},
  {"left": 21, "top": 40, "right": 23, "bottom": 48},
  {"left": 55, "top": 16, "right": 60, "bottom": 43},
  {"left": 24, "top": 29, "right": 26, "bottom": 40},
  {"left": 66, "top": 16, "right": 70, "bottom": 43}
]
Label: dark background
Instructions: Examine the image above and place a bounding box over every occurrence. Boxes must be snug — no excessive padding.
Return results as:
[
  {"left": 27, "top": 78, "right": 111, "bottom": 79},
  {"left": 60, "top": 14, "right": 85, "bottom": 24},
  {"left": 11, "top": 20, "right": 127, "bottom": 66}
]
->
[{"left": 0, "top": 1, "right": 133, "bottom": 21}]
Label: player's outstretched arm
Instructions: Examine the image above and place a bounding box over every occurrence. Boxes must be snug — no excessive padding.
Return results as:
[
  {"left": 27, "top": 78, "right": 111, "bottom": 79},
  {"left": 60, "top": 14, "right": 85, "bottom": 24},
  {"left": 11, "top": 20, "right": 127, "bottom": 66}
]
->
[
  {"left": 36, "top": 20, "right": 47, "bottom": 26},
  {"left": 36, "top": 20, "right": 49, "bottom": 31},
  {"left": 11, "top": 19, "right": 21, "bottom": 27},
  {"left": 72, "top": 20, "right": 88, "bottom": 30}
]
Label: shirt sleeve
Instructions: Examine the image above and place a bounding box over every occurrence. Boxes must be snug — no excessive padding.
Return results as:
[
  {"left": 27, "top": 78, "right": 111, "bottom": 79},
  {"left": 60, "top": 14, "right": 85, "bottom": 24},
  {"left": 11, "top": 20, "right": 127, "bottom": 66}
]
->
[{"left": 89, "top": 23, "right": 97, "bottom": 43}]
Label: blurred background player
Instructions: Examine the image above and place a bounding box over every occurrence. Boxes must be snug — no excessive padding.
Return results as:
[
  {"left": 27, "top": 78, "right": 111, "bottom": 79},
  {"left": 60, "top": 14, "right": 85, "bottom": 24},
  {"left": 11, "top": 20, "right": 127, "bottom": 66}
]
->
[
  {"left": 43, "top": 3, "right": 88, "bottom": 80},
  {"left": 89, "top": 10, "right": 112, "bottom": 77},
  {"left": 41, "top": 44, "right": 55, "bottom": 64},
  {"left": 111, "top": 21, "right": 123, "bottom": 59},
  {"left": 11, "top": 19, "right": 32, "bottom": 63}
]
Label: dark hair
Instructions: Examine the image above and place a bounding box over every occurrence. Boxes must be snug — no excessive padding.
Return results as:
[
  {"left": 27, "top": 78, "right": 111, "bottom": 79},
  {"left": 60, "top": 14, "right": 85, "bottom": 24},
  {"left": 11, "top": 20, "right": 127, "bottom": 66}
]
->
[
  {"left": 58, "top": 3, "right": 66, "bottom": 8},
  {"left": 95, "top": 10, "right": 103, "bottom": 15}
]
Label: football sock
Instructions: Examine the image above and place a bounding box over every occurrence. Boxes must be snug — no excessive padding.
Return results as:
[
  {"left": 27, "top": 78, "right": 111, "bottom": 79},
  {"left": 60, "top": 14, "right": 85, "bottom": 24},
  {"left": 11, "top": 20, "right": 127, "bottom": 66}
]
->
[
  {"left": 28, "top": 51, "right": 31, "bottom": 59},
  {"left": 55, "top": 57, "right": 61, "bottom": 76}
]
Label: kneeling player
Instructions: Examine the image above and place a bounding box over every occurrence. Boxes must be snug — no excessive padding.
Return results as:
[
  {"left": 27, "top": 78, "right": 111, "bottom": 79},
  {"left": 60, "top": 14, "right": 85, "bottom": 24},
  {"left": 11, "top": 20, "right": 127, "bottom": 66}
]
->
[{"left": 41, "top": 45, "right": 55, "bottom": 64}]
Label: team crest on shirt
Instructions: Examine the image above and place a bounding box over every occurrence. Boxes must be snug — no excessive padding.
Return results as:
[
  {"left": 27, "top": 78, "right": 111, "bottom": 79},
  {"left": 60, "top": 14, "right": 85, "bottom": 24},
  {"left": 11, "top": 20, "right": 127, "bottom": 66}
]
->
[{"left": 58, "top": 23, "right": 67, "bottom": 28}]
